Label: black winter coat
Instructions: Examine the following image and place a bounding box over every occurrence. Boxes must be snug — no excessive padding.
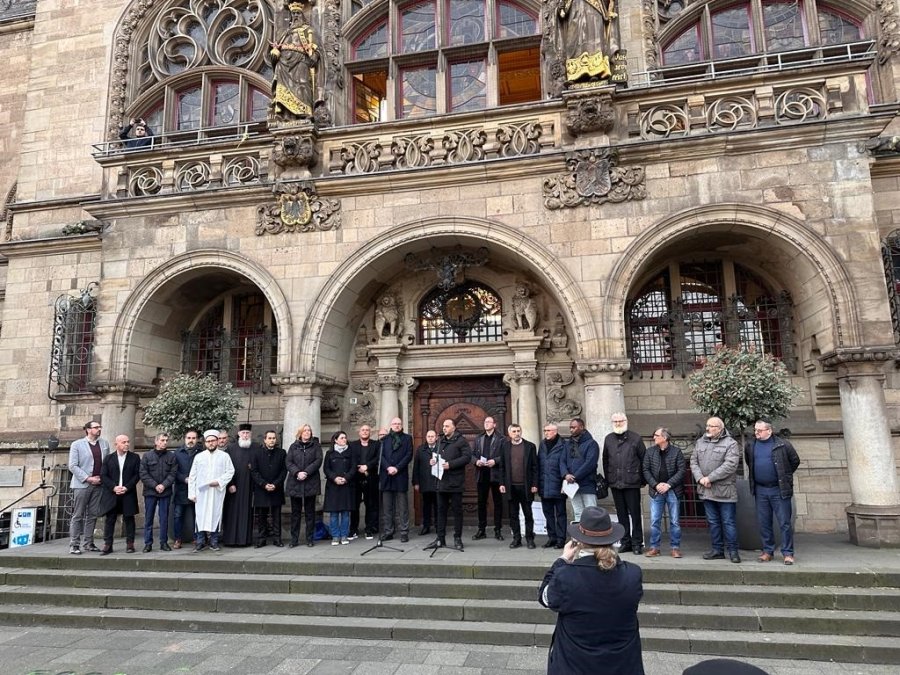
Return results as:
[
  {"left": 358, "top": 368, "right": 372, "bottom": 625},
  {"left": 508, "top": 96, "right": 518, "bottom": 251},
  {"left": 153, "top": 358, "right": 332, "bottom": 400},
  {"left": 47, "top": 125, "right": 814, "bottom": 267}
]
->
[
  {"left": 379, "top": 432, "right": 413, "bottom": 492},
  {"left": 98, "top": 451, "right": 141, "bottom": 517},
  {"left": 602, "top": 430, "right": 646, "bottom": 490},
  {"left": 436, "top": 432, "right": 472, "bottom": 493},
  {"left": 139, "top": 449, "right": 178, "bottom": 497},
  {"left": 745, "top": 435, "right": 801, "bottom": 499},
  {"left": 250, "top": 445, "right": 288, "bottom": 506},
  {"left": 323, "top": 448, "right": 355, "bottom": 512},
  {"left": 349, "top": 439, "right": 379, "bottom": 487},
  {"left": 641, "top": 443, "right": 687, "bottom": 497},
  {"left": 499, "top": 440, "right": 539, "bottom": 501},
  {"left": 538, "top": 436, "right": 567, "bottom": 499},
  {"left": 286, "top": 439, "right": 322, "bottom": 498},
  {"left": 412, "top": 441, "right": 439, "bottom": 493},
  {"left": 173, "top": 445, "right": 197, "bottom": 506},
  {"left": 472, "top": 432, "right": 504, "bottom": 484}
]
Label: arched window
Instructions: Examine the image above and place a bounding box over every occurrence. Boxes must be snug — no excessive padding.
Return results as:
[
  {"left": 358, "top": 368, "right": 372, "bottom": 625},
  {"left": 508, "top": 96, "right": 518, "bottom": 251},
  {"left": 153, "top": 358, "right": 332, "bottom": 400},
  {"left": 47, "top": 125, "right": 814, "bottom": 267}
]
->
[
  {"left": 181, "top": 291, "right": 277, "bottom": 391},
  {"left": 418, "top": 282, "right": 503, "bottom": 344},
  {"left": 123, "top": 0, "right": 274, "bottom": 142},
  {"left": 626, "top": 261, "right": 795, "bottom": 377},
  {"left": 346, "top": 0, "right": 541, "bottom": 123},
  {"left": 661, "top": 1, "right": 863, "bottom": 67},
  {"left": 49, "top": 283, "right": 98, "bottom": 396}
]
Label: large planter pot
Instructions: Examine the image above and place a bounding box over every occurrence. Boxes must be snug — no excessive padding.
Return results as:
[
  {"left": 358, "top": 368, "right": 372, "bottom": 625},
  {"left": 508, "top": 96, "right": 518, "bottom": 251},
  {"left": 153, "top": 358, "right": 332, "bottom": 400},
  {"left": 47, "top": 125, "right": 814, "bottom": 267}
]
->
[{"left": 736, "top": 478, "right": 796, "bottom": 551}]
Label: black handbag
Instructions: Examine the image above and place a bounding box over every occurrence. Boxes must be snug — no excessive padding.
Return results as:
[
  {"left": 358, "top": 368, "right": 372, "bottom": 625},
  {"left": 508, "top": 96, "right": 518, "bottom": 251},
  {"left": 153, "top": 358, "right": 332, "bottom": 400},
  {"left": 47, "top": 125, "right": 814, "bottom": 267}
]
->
[{"left": 596, "top": 473, "right": 609, "bottom": 500}]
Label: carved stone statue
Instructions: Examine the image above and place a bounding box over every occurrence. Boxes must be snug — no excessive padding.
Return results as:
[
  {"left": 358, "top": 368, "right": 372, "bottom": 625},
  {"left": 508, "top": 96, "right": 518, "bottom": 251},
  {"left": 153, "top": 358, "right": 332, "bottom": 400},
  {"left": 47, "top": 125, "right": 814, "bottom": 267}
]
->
[
  {"left": 548, "top": 0, "right": 621, "bottom": 88},
  {"left": 270, "top": 1, "right": 321, "bottom": 123},
  {"left": 512, "top": 284, "right": 538, "bottom": 331},
  {"left": 375, "top": 293, "right": 402, "bottom": 338}
]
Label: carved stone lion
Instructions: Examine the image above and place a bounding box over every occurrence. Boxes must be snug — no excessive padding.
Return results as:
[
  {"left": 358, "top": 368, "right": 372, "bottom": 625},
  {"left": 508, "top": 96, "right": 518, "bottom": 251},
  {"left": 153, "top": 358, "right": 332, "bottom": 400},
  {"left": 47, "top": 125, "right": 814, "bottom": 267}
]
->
[
  {"left": 511, "top": 284, "right": 538, "bottom": 331},
  {"left": 374, "top": 293, "right": 402, "bottom": 338}
]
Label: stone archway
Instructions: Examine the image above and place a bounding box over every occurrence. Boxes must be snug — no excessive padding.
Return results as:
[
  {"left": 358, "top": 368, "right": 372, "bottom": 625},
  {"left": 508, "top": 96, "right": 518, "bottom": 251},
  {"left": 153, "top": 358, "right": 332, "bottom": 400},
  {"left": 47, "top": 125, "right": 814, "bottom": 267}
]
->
[{"left": 105, "top": 249, "right": 293, "bottom": 385}]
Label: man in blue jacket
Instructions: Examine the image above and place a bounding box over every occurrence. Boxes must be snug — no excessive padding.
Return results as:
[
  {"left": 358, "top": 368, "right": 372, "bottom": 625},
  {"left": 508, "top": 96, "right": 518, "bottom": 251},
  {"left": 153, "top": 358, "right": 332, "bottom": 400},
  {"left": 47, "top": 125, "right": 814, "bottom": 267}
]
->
[
  {"left": 538, "top": 423, "right": 567, "bottom": 549},
  {"left": 379, "top": 417, "right": 413, "bottom": 542},
  {"left": 559, "top": 418, "right": 599, "bottom": 522}
]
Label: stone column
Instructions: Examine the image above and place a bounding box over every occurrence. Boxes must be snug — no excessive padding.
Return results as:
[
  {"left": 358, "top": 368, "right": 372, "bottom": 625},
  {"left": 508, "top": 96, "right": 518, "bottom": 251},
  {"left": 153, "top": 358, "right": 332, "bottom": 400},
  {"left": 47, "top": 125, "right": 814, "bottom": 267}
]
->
[
  {"left": 273, "top": 373, "right": 326, "bottom": 441},
  {"left": 507, "top": 332, "right": 544, "bottom": 442},
  {"left": 822, "top": 348, "right": 900, "bottom": 547},
  {"left": 576, "top": 361, "right": 630, "bottom": 440},
  {"left": 92, "top": 382, "right": 156, "bottom": 443},
  {"left": 368, "top": 343, "right": 405, "bottom": 427}
]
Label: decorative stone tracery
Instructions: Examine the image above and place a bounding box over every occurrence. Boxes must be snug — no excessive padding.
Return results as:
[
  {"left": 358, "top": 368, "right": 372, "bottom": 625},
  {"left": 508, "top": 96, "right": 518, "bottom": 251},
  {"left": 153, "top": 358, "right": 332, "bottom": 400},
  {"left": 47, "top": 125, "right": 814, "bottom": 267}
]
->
[
  {"left": 255, "top": 180, "right": 341, "bottom": 234},
  {"left": 543, "top": 148, "right": 646, "bottom": 209}
]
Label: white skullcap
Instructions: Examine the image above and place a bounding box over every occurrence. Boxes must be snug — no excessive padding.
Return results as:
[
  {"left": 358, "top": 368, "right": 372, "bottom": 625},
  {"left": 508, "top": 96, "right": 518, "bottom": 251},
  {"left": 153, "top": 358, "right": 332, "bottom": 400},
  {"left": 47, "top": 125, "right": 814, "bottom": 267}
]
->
[{"left": 203, "top": 429, "right": 219, "bottom": 439}]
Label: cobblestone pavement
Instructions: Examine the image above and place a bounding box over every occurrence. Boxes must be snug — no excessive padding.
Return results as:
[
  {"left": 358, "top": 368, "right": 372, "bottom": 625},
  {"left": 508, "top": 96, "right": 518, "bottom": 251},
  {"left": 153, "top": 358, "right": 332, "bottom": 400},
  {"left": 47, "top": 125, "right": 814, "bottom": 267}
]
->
[{"left": 4, "top": 627, "right": 896, "bottom": 675}]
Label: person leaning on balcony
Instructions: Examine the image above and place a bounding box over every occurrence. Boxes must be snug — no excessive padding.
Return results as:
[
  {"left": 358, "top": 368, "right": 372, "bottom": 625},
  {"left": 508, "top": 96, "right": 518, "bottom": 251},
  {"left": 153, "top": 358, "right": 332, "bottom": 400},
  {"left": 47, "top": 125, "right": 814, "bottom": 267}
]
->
[
  {"left": 539, "top": 505, "right": 644, "bottom": 675},
  {"left": 642, "top": 427, "right": 686, "bottom": 559},
  {"left": 746, "top": 419, "right": 801, "bottom": 565},
  {"left": 691, "top": 417, "right": 742, "bottom": 564}
]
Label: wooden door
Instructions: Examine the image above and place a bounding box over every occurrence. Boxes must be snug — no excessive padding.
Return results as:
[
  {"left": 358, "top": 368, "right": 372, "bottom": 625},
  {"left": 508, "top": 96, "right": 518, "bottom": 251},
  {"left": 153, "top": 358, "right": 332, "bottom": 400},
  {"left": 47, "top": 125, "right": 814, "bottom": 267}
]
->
[{"left": 412, "top": 376, "right": 510, "bottom": 525}]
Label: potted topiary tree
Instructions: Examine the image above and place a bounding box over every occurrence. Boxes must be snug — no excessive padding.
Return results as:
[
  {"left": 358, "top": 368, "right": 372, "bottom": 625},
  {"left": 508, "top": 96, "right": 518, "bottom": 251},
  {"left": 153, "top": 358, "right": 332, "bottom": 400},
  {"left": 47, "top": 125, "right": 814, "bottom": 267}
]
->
[{"left": 142, "top": 372, "right": 243, "bottom": 438}]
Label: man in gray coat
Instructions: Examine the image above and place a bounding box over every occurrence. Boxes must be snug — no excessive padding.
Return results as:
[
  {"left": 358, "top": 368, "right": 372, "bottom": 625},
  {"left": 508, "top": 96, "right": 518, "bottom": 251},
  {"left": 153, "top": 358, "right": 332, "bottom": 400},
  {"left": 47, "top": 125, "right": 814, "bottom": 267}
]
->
[
  {"left": 68, "top": 420, "right": 110, "bottom": 554},
  {"left": 690, "top": 416, "right": 741, "bottom": 563}
]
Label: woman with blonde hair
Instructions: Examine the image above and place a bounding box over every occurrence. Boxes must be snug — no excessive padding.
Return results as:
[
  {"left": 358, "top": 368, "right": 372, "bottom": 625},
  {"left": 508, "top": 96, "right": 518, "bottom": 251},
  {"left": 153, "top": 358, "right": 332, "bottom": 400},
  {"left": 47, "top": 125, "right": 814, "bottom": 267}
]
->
[
  {"left": 286, "top": 424, "right": 322, "bottom": 547},
  {"left": 539, "top": 505, "right": 644, "bottom": 674}
]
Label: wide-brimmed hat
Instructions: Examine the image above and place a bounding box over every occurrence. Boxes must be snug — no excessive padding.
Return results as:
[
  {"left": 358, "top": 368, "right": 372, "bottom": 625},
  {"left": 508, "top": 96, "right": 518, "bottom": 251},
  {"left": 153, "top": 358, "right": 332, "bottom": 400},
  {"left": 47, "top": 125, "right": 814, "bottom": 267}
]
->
[{"left": 566, "top": 506, "right": 625, "bottom": 546}]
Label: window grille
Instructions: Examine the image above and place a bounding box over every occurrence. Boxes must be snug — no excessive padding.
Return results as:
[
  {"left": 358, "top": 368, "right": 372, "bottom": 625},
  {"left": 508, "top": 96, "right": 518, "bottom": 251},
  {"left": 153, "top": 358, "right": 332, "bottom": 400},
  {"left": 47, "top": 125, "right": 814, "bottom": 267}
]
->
[
  {"left": 419, "top": 282, "right": 503, "bottom": 345},
  {"left": 881, "top": 230, "right": 900, "bottom": 345},
  {"left": 48, "top": 283, "right": 98, "bottom": 397}
]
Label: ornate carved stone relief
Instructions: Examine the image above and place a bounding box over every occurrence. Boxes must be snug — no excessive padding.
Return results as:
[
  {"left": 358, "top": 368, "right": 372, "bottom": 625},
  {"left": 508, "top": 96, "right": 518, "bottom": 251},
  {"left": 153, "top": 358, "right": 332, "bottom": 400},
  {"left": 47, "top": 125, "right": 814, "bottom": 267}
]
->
[
  {"left": 404, "top": 246, "right": 490, "bottom": 291},
  {"left": 255, "top": 180, "right": 340, "bottom": 234},
  {"left": 879, "top": 0, "right": 900, "bottom": 65},
  {"left": 347, "top": 379, "right": 376, "bottom": 427},
  {"left": 511, "top": 284, "right": 539, "bottom": 333},
  {"left": 544, "top": 370, "right": 583, "bottom": 423},
  {"left": 564, "top": 91, "right": 615, "bottom": 136},
  {"left": 543, "top": 148, "right": 646, "bottom": 210},
  {"left": 374, "top": 292, "right": 403, "bottom": 340},
  {"left": 273, "top": 130, "right": 319, "bottom": 172}
]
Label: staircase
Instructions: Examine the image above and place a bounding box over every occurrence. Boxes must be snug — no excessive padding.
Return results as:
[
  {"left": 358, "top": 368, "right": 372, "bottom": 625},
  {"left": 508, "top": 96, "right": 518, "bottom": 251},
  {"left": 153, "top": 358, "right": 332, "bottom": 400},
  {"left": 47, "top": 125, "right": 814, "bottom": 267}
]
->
[{"left": 0, "top": 547, "right": 897, "bottom": 664}]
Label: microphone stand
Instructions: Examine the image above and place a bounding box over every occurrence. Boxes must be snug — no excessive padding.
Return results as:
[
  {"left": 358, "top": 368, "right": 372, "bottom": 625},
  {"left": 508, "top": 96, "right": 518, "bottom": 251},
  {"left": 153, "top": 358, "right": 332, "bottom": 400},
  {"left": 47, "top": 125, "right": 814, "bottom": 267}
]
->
[{"left": 360, "top": 533, "right": 404, "bottom": 556}]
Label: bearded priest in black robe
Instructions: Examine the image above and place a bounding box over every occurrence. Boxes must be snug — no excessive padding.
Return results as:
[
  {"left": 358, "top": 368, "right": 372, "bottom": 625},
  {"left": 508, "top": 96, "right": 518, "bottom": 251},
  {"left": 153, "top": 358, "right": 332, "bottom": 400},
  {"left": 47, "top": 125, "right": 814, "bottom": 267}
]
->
[{"left": 222, "top": 423, "right": 258, "bottom": 546}]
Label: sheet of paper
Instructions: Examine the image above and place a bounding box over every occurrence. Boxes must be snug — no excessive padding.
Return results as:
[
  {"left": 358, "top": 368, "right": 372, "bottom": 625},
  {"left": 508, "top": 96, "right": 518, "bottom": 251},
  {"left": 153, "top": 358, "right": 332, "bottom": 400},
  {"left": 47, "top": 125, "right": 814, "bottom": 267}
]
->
[
  {"left": 561, "top": 480, "right": 579, "bottom": 499},
  {"left": 431, "top": 452, "right": 444, "bottom": 480}
]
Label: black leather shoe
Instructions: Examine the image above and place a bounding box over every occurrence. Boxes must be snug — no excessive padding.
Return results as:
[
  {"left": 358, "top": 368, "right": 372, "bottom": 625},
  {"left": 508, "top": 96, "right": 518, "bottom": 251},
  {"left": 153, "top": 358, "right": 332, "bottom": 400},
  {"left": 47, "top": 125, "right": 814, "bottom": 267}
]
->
[
  {"left": 126, "top": 544, "right": 136, "bottom": 553},
  {"left": 193, "top": 543, "right": 206, "bottom": 552},
  {"left": 382, "top": 534, "right": 394, "bottom": 541},
  {"left": 273, "top": 540, "right": 284, "bottom": 547},
  {"left": 289, "top": 540, "right": 299, "bottom": 548},
  {"left": 83, "top": 543, "right": 101, "bottom": 553},
  {"left": 472, "top": 530, "right": 486, "bottom": 540},
  {"left": 159, "top": 543, "right": 172, "bottom": 552},
  {"left": 424, "top": 537, "right": 444, "bottom": 550},
  {"left": 99, "top": 546, "right": 112, "bottom": 556},
  {"left": 633, "top": 545, "right": 644, "bottom": 555},
  {"left": 494, "top": 528, "right": 504, "bottom": 541},
  {"left": 400, "top": 534, "right": 409, "bottom": 543},
  {"left": 509, "top": 538, "right": 522, "bottom": 549},
  {"left": 419, "top": 526, "right": 431, "bottom": 536},
  {"left": 618, "top": 544, "right": 633, "bottom": 554},
  {"left": 209, "top": 543, "right": 221, "bottom": 551},
  {"left": 703, "top": 550, "right": 726, "bottom": 560},
  {"left": 554, "top": 542, "right": 565, "bottom": 549},
  {"left": 142, "top": 544, "right": 152, "bottom": 553},
  {"left": 542, "top": 540, "right": 556, "bottom": 548},
  {"left": 526, "top": 539, "right": 536, "bottom": 550},
  {"left": 453, "top": 536, "right": 465, "bottom": 551},
  {"left": 729, "top": 551, "right": 742, "bottom": 563},
  {"left": 255, "top": 541, "right": 266, "bottom": 548},
  {"left": 306, "top": 539, "right": 314, "bottom": 547}
]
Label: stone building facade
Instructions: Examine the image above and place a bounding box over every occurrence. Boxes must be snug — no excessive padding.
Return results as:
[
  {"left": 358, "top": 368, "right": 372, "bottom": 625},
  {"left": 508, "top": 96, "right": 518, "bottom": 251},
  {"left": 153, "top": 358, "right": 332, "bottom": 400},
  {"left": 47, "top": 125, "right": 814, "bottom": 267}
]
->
[{"left": 1, "top": 0, "right": 899, "bottom": 545}]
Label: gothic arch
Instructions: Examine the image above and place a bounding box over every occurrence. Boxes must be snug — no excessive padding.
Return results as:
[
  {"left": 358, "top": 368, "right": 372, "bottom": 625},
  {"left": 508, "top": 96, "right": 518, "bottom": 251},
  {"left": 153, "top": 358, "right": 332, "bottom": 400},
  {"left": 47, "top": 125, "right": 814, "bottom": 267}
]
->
[
  {"left": 298, "top": 216, "right": 598, "bottom": 379},
  {"left": 602, "top": 203, "right": 861, "bottom": 359},
  {"left": 107, "top": 249, "right": 293, "bottom": 383}
]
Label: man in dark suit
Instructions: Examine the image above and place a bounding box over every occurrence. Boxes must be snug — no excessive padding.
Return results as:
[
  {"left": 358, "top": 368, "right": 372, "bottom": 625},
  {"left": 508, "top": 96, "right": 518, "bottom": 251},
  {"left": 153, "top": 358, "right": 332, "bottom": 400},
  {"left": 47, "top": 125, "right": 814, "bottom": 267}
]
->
[
  {"left": 379, "top": 417, "right": 413, "bottom": 542},
  {"left": 427, "top": 419, "right": 472, "bottom": 551},
  {"left": 250, "top": 430, "right": 288, "bottom": 547},
  {"left": 498, "top": 423, "right": 539, "bottom": 549},
  {"left": 98, "top": 434, "right": 141, "bottom": 555}
]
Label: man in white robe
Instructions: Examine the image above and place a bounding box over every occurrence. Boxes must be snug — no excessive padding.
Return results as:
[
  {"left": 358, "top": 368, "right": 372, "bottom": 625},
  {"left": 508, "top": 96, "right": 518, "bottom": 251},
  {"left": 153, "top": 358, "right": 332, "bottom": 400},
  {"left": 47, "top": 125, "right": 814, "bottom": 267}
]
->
[{"left": 189, "top": 429, "right": 235, "bottom": 551}]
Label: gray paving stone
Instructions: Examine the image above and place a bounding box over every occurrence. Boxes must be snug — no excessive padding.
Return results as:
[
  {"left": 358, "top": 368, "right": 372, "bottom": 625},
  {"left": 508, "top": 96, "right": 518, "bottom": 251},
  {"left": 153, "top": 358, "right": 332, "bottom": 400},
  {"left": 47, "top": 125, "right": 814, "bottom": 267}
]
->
[
  {"left": 269, "top": 658, "right": 320, "bottom": 674},
  {"left": 352, "top": 661, "right": 400, "bottom": 675},
  {"left": 307, "top": 660, "right": 361, "bottom": 675},
  {"left": 423, "top": 649, "right": 469, "bottom": 666},
  {"left": 463, "top": 651, "right": 512, "bottom": 668}
]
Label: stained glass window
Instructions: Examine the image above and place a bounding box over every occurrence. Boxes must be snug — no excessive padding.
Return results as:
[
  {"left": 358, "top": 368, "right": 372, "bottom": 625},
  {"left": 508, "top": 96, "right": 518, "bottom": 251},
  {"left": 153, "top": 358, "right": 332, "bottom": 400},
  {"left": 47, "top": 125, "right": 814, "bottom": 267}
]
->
[
  {"left": 401, "top": 66, "right": 437, "bottom": 117},
  {"left": 448, "top": 0, "right": 485, "bottom": 45},
  {"left": 212, "top": 81, "right": 239, "bottom": 125},
  {"left": 763, "top": 1, "right": 806, "bottom": 52},
  {"left": 497, "top": 0, "right": 536, "bottom": 38},
  {"left": 419, "top": 282, "right": 503, "bottom": 344},
  {"left": 712, "top": 6, "right": 753, "bottom": 59},
  {"left": 355, "top": 21, "right": 388, "bottom": 59},
  {"left": 450, "top": 60, "right": 487, "bottom": 112},
  {"left": 662, "top": 24, "right": 702, "bottom": 65},
  {"left": 401, "top": 1, "right": 436, "bottom": 52},
  {"left": 819, "top": 7, "right": 860, "bottom": 46},
  {"left": 249, "top": 87, "right": 268, "bottom": 121},
  {"left": 177, "top": 87, "right": 202, "bottom": 130}
]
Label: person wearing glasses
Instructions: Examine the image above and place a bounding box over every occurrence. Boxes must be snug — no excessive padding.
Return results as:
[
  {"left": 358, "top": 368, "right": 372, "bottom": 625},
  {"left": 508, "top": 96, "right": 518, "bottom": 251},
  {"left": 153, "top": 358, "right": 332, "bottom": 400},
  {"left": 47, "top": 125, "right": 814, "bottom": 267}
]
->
[
  {"left": 746, "top": 419, "right": 801, "bottom": 565},
  {"left": 690, "top": 417, "right": 741, "bottom": 563},
  {"left": 68, "top": 421, "right": 110, "bottom": 554}
]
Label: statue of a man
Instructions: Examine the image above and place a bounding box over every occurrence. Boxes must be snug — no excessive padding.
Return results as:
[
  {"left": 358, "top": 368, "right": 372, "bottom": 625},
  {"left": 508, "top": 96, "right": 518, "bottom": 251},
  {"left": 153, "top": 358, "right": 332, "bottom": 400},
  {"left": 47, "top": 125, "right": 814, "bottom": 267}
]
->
[
  {"left": 270, "top": 1, "right": 321, "bottom": 121},
  {"left": 552, "top": 0, "right": 620, "bottom": 86}
]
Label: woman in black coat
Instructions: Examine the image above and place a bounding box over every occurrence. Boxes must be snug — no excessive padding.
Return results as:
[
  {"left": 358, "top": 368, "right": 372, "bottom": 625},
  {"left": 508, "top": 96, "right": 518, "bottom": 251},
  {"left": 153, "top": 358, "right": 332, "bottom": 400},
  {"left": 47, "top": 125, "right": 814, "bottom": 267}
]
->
[
  {"left": 286, "top": 424, "right": 322, "bottom": 547},
  {"left": 323, "top": 430, "right": 355, "bottom": 545},
  {"left": 539, "top": 506, "right": 644, "bottom": 675}
]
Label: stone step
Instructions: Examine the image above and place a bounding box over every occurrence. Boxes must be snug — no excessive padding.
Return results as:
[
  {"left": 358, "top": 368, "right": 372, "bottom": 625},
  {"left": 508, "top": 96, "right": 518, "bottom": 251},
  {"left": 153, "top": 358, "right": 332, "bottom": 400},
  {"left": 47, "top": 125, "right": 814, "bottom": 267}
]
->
[
  {"left": 6, "top": 555, "right": 899, "bottom": 589},
  {"left": 4, "top": 567, "right": 898, "bottom": 610},
  {"left": 3, "top": 585, "right": 899, "bottom": 638},
  {"left": 0, "top": 604, "right": 896, "bottom": 663}
]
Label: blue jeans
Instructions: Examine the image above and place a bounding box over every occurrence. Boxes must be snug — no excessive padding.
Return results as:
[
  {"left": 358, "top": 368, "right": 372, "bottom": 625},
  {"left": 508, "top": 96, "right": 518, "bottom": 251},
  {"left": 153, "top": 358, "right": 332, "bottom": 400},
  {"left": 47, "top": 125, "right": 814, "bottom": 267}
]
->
[
  {"left": 703, "top": 500, "right": 737, "bottom": 553},
  {"left": 755, "top": 485, "right": 794, "bottom": 556},
  {"left": 329, "top": 511, "right": 350, "bottom": 540},
  {"left": 570, "top": 492, "right": 597, "bottom": 522},
  {"left": 649, "top": 491, "right": 681, "bottom": 549},
  {"left": 143, "top": 494, "right": 170, "bottom": 546}
]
